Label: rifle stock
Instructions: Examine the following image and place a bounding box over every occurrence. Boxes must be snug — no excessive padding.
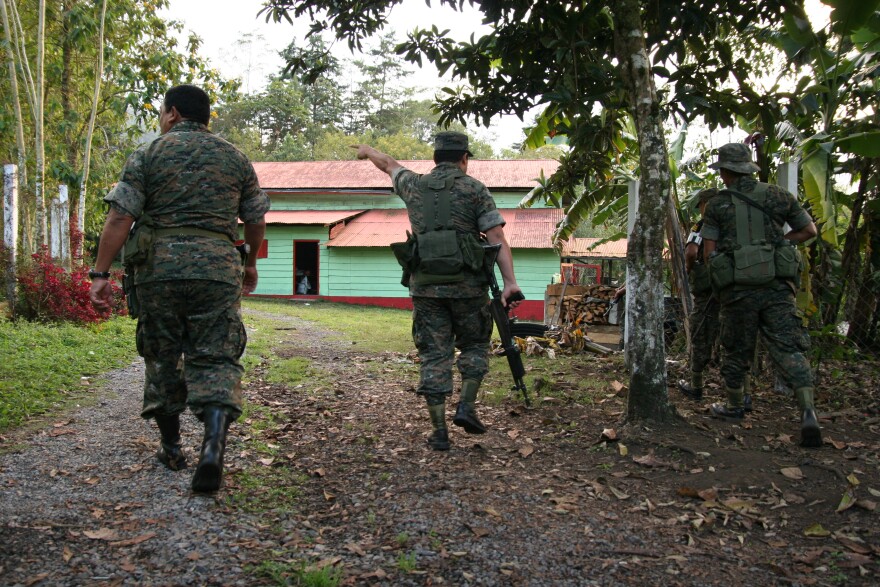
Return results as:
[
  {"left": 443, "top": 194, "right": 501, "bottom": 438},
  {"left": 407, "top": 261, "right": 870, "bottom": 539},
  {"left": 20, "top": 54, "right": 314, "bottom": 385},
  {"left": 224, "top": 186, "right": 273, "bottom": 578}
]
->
[{"left": 482, "top": 243, "right": 530, "bottom": 406}]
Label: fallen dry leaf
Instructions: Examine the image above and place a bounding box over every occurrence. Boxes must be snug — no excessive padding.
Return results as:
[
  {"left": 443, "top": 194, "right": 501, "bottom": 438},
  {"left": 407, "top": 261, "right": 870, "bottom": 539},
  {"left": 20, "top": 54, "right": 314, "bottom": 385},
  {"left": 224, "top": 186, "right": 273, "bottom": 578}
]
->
[
  {"left": 507, "top": 429, "right": 520, "bottom": 440},
  {"left": 601, "top": 428, "right": 617, "bottom": 441},
  {"left": 804, "top": 523, "right": 831, "bottom": 538},
  {"left": 836, "top": 489, "right": 856, "bottom": 513},
  {"left": 84, "top": 528, "right": 118, "bottom": 540},
  {"left": 62, "top": 546, "right": 73, "bottom": 563},
  {"left": 518, "top": 445, "right": 534, "bottom": 458},
  {"left": 109, "top": 532, "right": 156, "bottom": 547},
  {"left": 618, "top": 443, "right": 628, "bottom": 457},
  {"left": 780, "top": 467, "right": 804, "bottom": 480},
  {"left": 632, "top": 454, "right": 666, "bottom": 468}
]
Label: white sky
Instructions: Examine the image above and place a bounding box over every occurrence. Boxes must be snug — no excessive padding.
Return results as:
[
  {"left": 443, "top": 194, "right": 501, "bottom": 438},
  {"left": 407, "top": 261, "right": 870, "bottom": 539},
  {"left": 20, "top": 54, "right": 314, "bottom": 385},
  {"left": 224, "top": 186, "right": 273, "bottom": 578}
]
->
[
  {"left": 160, "top": 0, "right": 528, "bottom": 149},
  {"left": 161, "top": 0, "right": 833, "bottom": 154}
]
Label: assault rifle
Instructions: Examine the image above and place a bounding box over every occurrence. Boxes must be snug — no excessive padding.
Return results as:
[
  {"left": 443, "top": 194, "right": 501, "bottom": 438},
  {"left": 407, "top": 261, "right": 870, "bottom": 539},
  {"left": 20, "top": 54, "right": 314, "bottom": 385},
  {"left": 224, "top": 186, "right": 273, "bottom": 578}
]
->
[{"left": 482, "top": 243, "right": 529, "bottom": 406}]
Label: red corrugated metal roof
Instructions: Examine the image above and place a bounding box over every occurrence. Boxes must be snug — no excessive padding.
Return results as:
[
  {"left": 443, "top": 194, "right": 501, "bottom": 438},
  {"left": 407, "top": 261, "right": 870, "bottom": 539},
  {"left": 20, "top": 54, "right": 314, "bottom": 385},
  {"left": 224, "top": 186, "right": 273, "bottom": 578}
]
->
[
  {"left": 253, "top": 160, "right": 560, "bottom": 191},
  {"left": 263, "top": 210, "right": 366, "bottom": 225},
  {"left": 325, "top": 207, "right": 563, "bottom": 248},
  {"left": 561, "top": 237, "right": 628, "bottom": 259}
]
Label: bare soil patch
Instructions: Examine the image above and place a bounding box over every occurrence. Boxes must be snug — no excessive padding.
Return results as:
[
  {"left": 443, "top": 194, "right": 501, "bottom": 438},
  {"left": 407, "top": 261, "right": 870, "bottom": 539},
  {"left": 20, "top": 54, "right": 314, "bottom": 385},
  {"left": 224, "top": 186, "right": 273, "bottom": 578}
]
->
[{"left": 1, "top": 307, "right": 879, "bottom": 586}]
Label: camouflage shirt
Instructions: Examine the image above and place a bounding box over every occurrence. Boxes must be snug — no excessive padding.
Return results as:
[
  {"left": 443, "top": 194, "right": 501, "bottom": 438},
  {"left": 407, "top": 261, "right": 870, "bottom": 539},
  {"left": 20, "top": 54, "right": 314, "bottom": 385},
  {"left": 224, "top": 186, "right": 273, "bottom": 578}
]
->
[
  {"left": 701, "top": 177, "right": 812, "bottom": 251},
  {"left": 392, "top": 162, "right": 505, "bottom": 298},
  {"left": 104, "top": 120, "right": 271, "bottom": 286}
]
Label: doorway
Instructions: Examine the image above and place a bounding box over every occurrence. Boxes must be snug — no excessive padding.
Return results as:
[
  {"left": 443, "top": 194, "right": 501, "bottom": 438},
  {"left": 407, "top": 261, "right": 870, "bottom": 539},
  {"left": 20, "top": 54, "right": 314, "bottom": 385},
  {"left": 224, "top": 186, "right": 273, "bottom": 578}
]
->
[{"left": 293, "top": 240, "right": 319, "bottom": 295}]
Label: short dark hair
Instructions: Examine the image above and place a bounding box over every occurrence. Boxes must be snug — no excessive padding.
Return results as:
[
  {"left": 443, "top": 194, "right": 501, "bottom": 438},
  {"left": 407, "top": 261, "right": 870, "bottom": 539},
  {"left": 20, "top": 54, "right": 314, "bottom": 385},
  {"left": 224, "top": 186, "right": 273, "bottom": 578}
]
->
[
  {"left": 163, "top": 84, "right": 211, "bottom": 126},
  {"left": 433, "top": 150, "right": 467, "bottom": 164}
]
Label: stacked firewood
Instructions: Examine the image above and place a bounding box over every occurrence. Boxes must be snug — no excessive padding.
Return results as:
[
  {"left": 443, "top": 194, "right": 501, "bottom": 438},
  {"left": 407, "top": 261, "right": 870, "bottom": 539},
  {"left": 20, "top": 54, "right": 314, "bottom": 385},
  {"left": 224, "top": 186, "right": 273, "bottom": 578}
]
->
[{"left": 559, "top": 285, "right": 617, "bottom": 325}]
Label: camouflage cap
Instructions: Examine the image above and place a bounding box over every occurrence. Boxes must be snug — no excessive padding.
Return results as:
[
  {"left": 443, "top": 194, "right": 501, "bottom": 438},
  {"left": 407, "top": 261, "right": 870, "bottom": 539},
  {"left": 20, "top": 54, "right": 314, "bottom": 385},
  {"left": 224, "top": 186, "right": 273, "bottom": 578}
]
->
[
  {"left": 434, "top": 131, "right": 474, "bottom": 156},
  {"left": 708, "top": 142, "right": 761, "bottom": 174},
  {"left": 688, "top": 187, "right": 719, "bottom": 211}
]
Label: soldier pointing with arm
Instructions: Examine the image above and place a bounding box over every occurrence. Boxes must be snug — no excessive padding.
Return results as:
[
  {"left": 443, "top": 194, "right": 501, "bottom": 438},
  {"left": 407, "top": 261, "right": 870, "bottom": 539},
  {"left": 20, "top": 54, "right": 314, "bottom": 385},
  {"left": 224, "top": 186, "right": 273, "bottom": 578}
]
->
[
  {"left": 89, "top": 84, "right": 270, "bottom": 491},
  {"left": 352, "top": 132, "right": 521, "bottom": 450}
]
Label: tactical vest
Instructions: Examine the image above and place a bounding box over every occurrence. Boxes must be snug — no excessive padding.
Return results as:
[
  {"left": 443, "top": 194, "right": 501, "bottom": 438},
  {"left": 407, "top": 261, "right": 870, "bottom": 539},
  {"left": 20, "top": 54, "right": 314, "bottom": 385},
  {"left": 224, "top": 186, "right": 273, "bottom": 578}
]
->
[
  {"left": 708, "top": 183, "right": 802, "bottom": 291},
  {"left": 390, "top": 168, "right": 485, "bottom": 286}
]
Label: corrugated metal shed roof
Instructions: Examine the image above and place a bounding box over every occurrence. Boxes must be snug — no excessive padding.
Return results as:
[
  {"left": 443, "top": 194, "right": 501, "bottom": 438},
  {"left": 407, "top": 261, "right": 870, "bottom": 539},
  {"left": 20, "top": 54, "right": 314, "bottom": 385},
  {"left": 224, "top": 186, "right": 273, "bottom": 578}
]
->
[
  {"left": 561, "top": 237, "right": 628, "bottom": 259},
  {"left": 263, "top": 210, "right": 366, "bottom": 225},
  {"left": 325, "top": 207, "right": 564, "bottom": 248},
  {"left": 253, "top": 160, "right": 560, "bottom": 191}
]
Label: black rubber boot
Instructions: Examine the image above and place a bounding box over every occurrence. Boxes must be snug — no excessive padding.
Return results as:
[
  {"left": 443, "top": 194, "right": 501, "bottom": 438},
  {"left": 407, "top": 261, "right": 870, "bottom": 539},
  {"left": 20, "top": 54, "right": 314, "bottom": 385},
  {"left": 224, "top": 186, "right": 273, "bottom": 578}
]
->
[
  {"left": 677, "top": 380, "right": 703, "bottom": 400},
  {"left": 453, "top": 379, "right": 487, "bottom": 434},
  {"left": 155, "top": 414, "right": 187, "bottom": 471},
  {"left": 191, "top": 405, "right": 231, "bottom": 493},
  {"left": 427, "top": 428, "right": 450, "bottom": 451},
  {"left": 710, "top": 403, "right": 746, "bottom": 422},
  {"left": 800, "top": 408, "right": 823, "bottom": 448}
]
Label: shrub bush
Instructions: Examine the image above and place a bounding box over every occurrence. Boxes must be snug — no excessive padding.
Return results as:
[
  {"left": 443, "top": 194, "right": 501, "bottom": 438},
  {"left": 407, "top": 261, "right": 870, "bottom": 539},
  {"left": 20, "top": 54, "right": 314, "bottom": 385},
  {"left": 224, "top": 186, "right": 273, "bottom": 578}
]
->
[{"left": 16, "top": 246, "right": 126, "bottom": 323}]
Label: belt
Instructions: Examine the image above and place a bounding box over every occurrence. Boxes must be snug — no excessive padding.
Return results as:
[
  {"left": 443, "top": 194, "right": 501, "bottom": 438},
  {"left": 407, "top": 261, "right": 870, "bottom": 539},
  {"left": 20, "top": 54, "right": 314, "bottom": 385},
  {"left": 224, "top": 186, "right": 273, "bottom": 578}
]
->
[{"left": 153, "top": 226, "right": 233, "bottom": 243}]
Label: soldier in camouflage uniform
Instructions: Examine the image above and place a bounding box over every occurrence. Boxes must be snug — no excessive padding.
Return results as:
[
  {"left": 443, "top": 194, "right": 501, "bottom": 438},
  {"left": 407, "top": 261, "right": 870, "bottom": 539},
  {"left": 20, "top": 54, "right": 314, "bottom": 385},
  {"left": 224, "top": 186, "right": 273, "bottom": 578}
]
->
[
  {"left": 352, "top": 133, "right": 522, "bottom": 451},
  {"left": 701, "top": 143, "right": 821, "bottom": 447},
  {"left": 89, "top": 85, "right": 270, "bottom": 490},
  {"left": 678, "top": 189, "right": 722, "bottom": 400}
]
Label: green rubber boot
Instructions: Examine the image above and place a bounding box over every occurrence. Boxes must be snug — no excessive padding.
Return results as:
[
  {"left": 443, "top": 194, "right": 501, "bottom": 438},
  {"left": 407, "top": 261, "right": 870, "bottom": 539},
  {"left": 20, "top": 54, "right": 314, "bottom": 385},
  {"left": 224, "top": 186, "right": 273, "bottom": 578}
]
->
[
  {"left": 426, "top": 402, "right": 450, "bottom": 451},
  {"left": 453, "top": 379, "right": 487, "bottom": 434},
  {"left": 795, "top": 387, "right": 822, "bottom": 448}
]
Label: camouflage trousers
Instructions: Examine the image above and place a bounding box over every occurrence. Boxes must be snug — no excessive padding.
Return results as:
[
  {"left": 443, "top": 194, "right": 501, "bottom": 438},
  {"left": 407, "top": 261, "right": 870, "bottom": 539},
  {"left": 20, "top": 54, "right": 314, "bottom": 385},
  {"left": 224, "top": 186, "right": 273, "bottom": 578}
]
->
[
  {"left": 689, "top": 292, "right": 720, "bottom": 374},
  {"left": 718, "top": 285, "right": 812, "bottom": 390},
  {"left": 136, "top": 280, "right": 246, "bottom": 421},
  {"left": 411, "top": 295, "right": 492, "bottom": 398}
]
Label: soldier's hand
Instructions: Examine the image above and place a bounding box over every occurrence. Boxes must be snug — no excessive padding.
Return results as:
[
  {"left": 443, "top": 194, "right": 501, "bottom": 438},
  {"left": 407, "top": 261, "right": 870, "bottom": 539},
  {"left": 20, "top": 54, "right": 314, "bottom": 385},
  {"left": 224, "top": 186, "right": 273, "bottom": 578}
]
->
[
  {"left": 350, "top": 144, "right": 370, "bottom": 160},
  {"left": 89, "top": 279, "right": 113, "bottom": 313},
  {"left": 242, "top": 267, "right": 258, "bottom": 295},
  {"left": 502, "top": 285, "right": 523, "bottom": 308}
]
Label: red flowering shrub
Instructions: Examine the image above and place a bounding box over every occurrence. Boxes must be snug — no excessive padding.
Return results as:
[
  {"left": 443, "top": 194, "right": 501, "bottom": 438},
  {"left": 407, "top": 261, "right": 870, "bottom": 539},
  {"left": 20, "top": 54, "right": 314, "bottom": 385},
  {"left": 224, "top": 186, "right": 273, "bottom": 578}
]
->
[{"left": 15, "top": 222, "right": 127, "bottom": 324}]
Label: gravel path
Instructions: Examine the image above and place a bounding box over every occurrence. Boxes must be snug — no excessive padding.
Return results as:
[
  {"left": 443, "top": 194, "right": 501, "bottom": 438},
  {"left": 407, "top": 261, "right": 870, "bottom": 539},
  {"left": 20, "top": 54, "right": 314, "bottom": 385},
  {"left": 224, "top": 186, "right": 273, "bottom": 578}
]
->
[
  {"left": 0, "top": 360, "right": 269, "bottom": 586},
  {"left": 2, "top": 306, "right": 876, "bottom": 586}
]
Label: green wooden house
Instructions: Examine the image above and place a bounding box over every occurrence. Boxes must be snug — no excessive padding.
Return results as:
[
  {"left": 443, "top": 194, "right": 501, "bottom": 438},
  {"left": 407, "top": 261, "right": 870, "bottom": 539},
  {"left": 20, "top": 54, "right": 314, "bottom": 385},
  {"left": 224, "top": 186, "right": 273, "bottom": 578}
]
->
[{"left": 243, "top": 159, "right": 563, "bottom": 321}]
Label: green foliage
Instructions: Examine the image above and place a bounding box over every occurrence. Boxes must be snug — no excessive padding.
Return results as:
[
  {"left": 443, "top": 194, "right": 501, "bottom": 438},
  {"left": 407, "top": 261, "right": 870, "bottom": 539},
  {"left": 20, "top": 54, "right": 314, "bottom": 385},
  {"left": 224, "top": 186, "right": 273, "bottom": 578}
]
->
[
  {"left": 252, "top": 558, "right": 342, "bottom": 587},
  {"left": 396, "top": 551, "right": 417, "bottom": 573},
  {"left": 2, "top": 0, "right": 240, "bottom": 248},
  {"left": 0, "top": 316, "right": 137, "bottom": 431}
]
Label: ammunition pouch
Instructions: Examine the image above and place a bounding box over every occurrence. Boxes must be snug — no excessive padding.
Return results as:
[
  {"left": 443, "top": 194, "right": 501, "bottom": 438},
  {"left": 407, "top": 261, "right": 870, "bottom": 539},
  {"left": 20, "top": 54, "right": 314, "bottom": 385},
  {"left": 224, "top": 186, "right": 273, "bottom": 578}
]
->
[
  {"left": 709, "top": 252, "right": 735, "bottom": 292},
  {"left": 774, "top": 243, "right": 802, "bottom": 281},
  {"left": 122, "top": 215, "right": 155, "bottom": 267},
  {"left": 416, "top": 229, "right": 464, "bottom": 278},
  {"left": 391, "top": 233, "right": 417, "bottom": 287},
  {"left": 732, "top": 243, "right": 776, "bottom": 286}
]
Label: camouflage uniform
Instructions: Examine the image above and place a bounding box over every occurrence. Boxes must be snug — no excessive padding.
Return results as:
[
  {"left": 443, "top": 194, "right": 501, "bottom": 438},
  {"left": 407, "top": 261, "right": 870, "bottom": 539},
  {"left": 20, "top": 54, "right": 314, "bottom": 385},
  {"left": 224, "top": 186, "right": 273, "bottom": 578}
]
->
[
  {"left": 105, "top": 120, "right": 270, "bottom": 420},
  {"left": 392, "top": 162, "right": 503, "bottom": 399},
  {"left": 687, "top": 218, "right": 720, "bottom": 379},
  {"left": 701, "top": 176, "right": 814, "bottom": 393}
]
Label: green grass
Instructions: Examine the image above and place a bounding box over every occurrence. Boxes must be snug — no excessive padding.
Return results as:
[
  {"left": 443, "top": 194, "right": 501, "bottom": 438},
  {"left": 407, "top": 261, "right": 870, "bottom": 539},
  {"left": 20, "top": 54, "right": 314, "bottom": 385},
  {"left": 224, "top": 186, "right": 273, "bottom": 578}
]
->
[
  {"left": 0, "top": 316, "right": 138, "bottom": 432},
  {"left": 252, "top": 558, "right": 343, "bottom": 587},
  {"left": 243, "top": 299, "right": 414, "bottom": 354}
]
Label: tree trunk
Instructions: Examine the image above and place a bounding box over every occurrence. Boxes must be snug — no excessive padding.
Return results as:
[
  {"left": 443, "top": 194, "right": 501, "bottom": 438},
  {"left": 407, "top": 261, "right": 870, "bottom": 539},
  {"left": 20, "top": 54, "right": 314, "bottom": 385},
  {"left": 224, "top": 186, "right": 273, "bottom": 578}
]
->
[
  {"left": 35, "top": 0, "right": 47, "bottom": 247},
  {"left": 1, "top": 0, "right": 31, "bottom": 250},
  {"left": 78, "top": 0, "right": 109, "bottom": 252},
  {"left": 613, "top": 0, "right": 675, "bottom": 423}
]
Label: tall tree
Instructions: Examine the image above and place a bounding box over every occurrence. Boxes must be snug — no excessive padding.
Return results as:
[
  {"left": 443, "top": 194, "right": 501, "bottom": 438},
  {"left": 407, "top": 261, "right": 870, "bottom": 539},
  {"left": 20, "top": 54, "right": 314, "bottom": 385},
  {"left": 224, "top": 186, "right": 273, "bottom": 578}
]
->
[{"left": 260, "top": 0, "right": 808, "bottom": 422}]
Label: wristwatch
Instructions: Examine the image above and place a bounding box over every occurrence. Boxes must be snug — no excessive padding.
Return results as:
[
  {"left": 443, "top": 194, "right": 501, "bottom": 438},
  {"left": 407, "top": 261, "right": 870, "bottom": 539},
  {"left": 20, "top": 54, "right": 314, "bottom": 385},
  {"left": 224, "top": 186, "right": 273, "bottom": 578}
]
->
[{"left": 88, "top": 270, "right": 111, "bottom": 280}]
